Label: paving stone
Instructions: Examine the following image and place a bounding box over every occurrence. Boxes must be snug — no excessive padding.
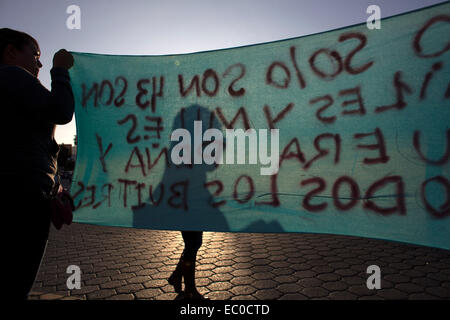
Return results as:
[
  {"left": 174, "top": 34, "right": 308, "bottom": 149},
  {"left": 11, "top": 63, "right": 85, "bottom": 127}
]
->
[
  {"left": 233, "top": 256, "right": 253, "bottom": 263},
  {"left": 234, "top": 263, "right": 253, "bottom": 269},
  {"left": 231, "top": 295, "right": 258, "bottom": 300},
  {"left": 251, "top": 265, "right": 273, "bottom": 273},
  {"left": 231, "top": 269, "right": 253, "bottom": 277},
  {"left": 428, "top": 272, "right": 450, "bottom": 282},
  {"left": 277, "top": 283, "right": 301, "bottom": 294},
  {"left": 377, "top": 288, "right": 409, "bottom": 300},
  {"left": 317, "top": 273, "right": 341, "bottom": 282},
  {"left": 302, "top": 287, "right": 329, "bottom": 299},
  {"left": 253, "top": 280, "right": 278, "bottom": 290},
  {"left": 143, "top": 279, "right": 168, "bottom": 289},
  {"left": 294, "top": 264, "right": 313, "bottom": 271},
  {"left": 69, "top": 285, "right": 99, "bottom": 295},
  {"left": 99, "top": 280, "right": 127, "bottom": 289},
  {"left": 328, "top": 291, "right": 358, "bottom": 300},
  {"left": 273, "top": 275, "right": 299, "bottom": 284},
  {"left": 322, "top": 281, "right": 349, "bottom": 292},
  {"left": 116, "top": 284, "right": 144, "bottom": 294},
  {"left": 197, "top": 277, "right": 213, "bottom": 287},
  {"left": 348, "top": 285, "right": 376, "bottom": 297},
  {"left": 87, "top": 289, "right": 116, "bottom": 300},
  {"left": 230, "top": 285, "right": 257, "bottom": 296},
  {"left": 298, "top": 277, "right": 323, "bottom": 288},
  {"left": 111, "top": 272, "right": 139, "bottom": 281},
  {"left": 62, "top": 296, "right": 83, "bottom": 300},
  {"left": 230, "top": 276, "right": 255, "bottom": 286},
  {"left": 109, "top": 293, "right": 135, "bottom": 300},
  {"left": 126, "top": 275, "right": 151, "bottom": 284},
  {"left": 207, "top": 291, "right": 233, "bottom": 300},
  {"left": 384, "top": 273, "right": 411, "bottom": 284},
  {"left": 253, "top": 289, "right": 282, "bottom": 300},
  {"left": 40, "top": 293, "right": 65, "bottom": 300},
  {"left": 379, "top": 279, "right": 395, "bottom": 289},
  {"left": 252, "top": 272, "right": 275, "bottom": 280},
  {"left": 335, "top": 268, "right": 359, "bottom": 277},
  {"left": 150, "top": 271, "right": 172, "bottom": 280},
  {"left": 135, "top": 288, "right": 162, "bottom": 299},
  {"left": 242, "top": 258, "right": 266, "bottom": 266},
  {"left": 215, "top": 259, "right": 235, "bottom": 267},
  {"left": 411, "top": 277, "right": 440, "bottom": 287},
  {"left": 207, "top": 281, "right": 233, "bottom": 291},
  {"left": 271, "top": 268, "right": 294, "bottom": 276},
  {"left": 425, "top": 287, "right": 450, "bottom": 298},
  {"left": 213, "top": 266, "right": 235, "bottom": 274},
  {"left": 279, "top": 293, "right": 308, "bottom": 300},
  {"left": 136, "top": 268, "right": 161, "bottom": 276},
  {"left": 154, "top": 292, "right": 179, "bottom": 300},
  {"left": 341, "top": 276, "right": 365, "bottom": 286},
  {"left": 209, "top": 272, "right": 232, "bottom": 282},
  {"left": 408, "top": 293, "right": 440, "bottom": 300},
  {"left": 84, "top": 276, "right": 112, "bottom": 286},
  {"left": 394, "top": 283, "right": 424, "bottom": 294},
  {"left": 96, "top": 269, "right": 121, "bottom": 277},
  {"left": 268, "top": 255, "right": 288, "bottom": 262},
  {"left": 312, "top": 265, "right": 335, "bottom": 274},
  {"left": 269, "top": 261, "right": 291, "bottom": 268}
]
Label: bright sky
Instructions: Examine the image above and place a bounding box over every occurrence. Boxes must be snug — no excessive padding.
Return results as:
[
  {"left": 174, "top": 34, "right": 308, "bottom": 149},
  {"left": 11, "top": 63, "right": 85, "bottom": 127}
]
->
[{"left": 0, "top": 0, "right": 446, "bottom": 145}]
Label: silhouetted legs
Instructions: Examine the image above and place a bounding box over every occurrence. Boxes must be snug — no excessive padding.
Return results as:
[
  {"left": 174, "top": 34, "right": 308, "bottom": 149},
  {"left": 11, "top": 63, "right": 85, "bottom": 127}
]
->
[
  {"left": 168, "top": 231, "right": 203, "bottom": 299},
  {"left": 2, "top": 179, "right": 51, "bottom": 299}
]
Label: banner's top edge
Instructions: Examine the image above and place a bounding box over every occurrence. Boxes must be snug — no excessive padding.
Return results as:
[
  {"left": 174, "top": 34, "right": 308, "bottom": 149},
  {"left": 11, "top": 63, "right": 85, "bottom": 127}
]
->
[{"left": 69, "top": 1, "right": 449, "bottom": 59}]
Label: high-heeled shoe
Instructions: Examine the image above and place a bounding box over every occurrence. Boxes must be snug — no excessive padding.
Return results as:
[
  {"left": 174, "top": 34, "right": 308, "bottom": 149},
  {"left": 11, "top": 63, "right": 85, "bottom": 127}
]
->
[{"left": 184, "top": 288, "right": 205, "bottom": 300}]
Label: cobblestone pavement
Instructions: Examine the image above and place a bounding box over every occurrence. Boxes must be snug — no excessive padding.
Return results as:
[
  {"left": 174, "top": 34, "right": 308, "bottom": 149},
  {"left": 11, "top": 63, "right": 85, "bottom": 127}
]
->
[{"left": 29, "top": 223, "right": 450, "bottom": 300}]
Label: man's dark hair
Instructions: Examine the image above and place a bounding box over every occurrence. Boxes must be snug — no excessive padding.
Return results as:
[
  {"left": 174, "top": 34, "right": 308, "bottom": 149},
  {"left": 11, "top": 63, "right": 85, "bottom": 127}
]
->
[{"left": 0, "top": 28, "right": 38, "bottom": 63}]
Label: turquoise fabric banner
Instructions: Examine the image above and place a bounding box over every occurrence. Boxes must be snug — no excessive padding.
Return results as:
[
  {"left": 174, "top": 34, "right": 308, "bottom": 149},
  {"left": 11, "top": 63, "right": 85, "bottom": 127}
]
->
[{"left": 70, "top": 3, "right": 450, "bottom": 250}]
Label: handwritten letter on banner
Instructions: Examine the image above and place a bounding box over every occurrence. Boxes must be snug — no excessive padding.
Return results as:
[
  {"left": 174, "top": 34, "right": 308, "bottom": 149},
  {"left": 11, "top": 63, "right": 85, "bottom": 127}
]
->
[{"left": 70, "top": 3, "right": 450, "bottom": 249}]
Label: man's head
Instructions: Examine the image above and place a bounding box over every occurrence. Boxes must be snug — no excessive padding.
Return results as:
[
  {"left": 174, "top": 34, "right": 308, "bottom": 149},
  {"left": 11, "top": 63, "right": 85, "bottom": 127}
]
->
[{"left": 0, "top": 28, "right": 42, "bottom": 77}]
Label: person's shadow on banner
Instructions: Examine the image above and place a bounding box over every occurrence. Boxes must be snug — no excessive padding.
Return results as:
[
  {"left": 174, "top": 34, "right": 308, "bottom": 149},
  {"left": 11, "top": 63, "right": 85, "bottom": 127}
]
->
[{"left": 132, "top": 104, "right": 284, "bottom": 233}]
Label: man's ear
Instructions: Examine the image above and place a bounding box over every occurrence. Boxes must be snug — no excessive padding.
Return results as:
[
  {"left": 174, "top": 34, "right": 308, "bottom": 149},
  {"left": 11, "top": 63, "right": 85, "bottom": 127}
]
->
[{"left": 2, "top": 44, "right": 18, "bottom": 63}]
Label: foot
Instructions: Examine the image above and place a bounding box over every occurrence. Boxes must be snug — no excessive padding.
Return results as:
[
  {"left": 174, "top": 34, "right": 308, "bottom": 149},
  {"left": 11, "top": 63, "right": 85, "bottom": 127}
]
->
[
  {"left": 168, "top": 272, "right": 182, "bottom": 293},
  {"left": 184, "top": 288, "right": 205, "bottom": 300}
]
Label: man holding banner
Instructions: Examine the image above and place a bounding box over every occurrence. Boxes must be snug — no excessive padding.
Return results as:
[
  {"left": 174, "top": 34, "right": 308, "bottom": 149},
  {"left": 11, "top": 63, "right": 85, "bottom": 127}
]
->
[{"left": 0, "top": 28, "right": 75, "bottom": 299}]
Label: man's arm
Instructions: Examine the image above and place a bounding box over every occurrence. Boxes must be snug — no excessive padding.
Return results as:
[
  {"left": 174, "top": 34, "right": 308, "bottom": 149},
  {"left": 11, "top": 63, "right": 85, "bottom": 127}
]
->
[{"left": 3, "top": 49, "right": 75, "bottom": 124}]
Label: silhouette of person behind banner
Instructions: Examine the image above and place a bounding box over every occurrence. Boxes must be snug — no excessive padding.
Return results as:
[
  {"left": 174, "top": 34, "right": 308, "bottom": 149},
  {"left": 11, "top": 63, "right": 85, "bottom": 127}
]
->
[{"left": 133, "top": 105, "right": 229, "bottom": 299}]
